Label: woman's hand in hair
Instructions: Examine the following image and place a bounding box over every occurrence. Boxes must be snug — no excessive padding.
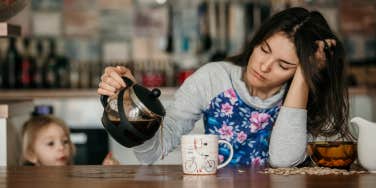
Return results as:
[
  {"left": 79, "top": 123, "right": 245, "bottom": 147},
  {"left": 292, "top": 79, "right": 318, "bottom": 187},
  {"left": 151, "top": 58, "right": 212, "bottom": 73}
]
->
[
  {"left": 315, "top": 39, "right": 336, "bottom": 69},
  {"left": 282, "top": 39, "right": 336, "bottom": 109},
  {"left": 283, "top": 65, "right": 309, "bottom": 109},
  {"left": 97, "top": 66, "right": 136, "bottom": 97}
]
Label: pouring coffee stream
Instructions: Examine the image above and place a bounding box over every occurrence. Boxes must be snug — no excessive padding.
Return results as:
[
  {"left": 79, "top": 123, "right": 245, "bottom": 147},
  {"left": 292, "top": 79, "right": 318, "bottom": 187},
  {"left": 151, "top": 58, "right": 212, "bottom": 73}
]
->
[{"left": 100, "top": 77, "right": 166, "bottom": 148}]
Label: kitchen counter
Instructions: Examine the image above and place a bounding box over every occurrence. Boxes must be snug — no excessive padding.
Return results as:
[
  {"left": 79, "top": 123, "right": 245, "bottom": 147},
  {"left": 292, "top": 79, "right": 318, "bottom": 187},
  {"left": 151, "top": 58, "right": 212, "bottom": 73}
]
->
[{"left": 1, "top": 165, "right": 375, "bottom": 188}]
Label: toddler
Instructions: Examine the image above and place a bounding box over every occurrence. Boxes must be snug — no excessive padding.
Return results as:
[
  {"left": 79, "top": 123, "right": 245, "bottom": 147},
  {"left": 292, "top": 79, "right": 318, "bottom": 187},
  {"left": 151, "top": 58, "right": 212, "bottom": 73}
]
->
[{"left": 20, "top": 115, "right": 75, "bottom": 166}]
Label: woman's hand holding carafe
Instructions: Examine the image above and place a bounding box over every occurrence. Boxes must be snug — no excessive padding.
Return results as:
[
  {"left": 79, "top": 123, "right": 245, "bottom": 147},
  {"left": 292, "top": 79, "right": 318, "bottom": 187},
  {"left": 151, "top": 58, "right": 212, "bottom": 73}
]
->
[{"left": 97, "top": 66, "right": 136, "bottom": 97}]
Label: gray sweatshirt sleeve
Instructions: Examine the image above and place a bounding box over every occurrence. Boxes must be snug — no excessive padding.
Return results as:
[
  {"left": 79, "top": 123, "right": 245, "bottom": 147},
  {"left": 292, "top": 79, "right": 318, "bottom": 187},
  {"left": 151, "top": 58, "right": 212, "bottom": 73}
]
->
[
  {"left": 132, "top": 65, "right": 213, "bottom": 164},
  {"left": 268, "top": 106, "right": 307, "bottom": 167}
]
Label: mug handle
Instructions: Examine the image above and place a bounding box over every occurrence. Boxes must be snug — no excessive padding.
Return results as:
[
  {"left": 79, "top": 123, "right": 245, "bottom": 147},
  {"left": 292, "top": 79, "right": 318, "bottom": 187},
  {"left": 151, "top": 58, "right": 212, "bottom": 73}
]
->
[{"left": 217, "top": 140, "right": 233, "bottom": 169}]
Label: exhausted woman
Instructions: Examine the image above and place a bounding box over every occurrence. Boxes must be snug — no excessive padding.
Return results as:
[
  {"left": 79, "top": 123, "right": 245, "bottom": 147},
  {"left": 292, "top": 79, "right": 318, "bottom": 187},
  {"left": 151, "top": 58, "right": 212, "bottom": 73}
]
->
[{"left": 97, "top": 7, "right": 348, "bottom": 167}]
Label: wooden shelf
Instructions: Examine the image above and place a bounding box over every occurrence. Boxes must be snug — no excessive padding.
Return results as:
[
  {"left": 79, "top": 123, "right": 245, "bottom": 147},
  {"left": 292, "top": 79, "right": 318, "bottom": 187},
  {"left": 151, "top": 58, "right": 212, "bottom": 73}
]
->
[
  {"left": 0, "top": 22, "right": 21, "bottom": 37},
  {"left": 0, "top": 87, "right": 178, "bottom": 101},
  {"left": 0, "top": 89, "right": 97, "bottom": 100},
  {"left": 349, "top": 87, "right": 376, "bottom": 96}
]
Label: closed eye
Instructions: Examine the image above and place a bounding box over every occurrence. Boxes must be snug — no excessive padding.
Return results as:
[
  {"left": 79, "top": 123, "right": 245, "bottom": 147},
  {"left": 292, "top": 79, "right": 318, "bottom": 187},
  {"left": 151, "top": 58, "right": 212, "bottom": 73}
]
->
[
  {"left": 260, "top": 44, "right": 270, "bottom": 54},
  {"left": 261, "top": 40, "right": 298, "bottom": 68},
  {"left": 279, "top": 59, "right": 297, "bottom": 69},
  {"left": 279, "top": 63, "right": 288, "bottom": 70}
]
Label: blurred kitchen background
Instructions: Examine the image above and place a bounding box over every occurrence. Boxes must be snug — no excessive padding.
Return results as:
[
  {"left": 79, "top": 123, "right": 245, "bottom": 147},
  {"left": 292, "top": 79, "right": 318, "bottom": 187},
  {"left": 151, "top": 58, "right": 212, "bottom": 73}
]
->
[{"left": 0, "top": 0, "right": 375, "bottom": 165}]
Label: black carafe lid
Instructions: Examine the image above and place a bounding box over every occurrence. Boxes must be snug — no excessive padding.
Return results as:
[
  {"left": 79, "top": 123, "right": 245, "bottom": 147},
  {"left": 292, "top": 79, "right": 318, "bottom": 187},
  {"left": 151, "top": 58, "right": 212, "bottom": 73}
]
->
[
  {"left": 131, "top": 84, "right": 166, "bottom": 118},
  {"left": 121, "top": 75, "right": 165, "bottom": 118}
]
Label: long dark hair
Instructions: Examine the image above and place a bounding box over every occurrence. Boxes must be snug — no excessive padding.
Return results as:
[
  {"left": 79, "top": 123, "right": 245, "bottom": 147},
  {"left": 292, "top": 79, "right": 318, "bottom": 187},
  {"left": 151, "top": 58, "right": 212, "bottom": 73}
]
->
[{"left": 227, "top": 7, "right": 349, "bottom": 138}]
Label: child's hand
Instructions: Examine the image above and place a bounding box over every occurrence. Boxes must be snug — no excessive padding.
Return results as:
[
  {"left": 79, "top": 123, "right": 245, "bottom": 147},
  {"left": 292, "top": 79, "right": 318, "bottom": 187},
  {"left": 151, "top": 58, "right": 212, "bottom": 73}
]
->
[{"left": 102, "top": 152, "right": 120, "bottom": 165}]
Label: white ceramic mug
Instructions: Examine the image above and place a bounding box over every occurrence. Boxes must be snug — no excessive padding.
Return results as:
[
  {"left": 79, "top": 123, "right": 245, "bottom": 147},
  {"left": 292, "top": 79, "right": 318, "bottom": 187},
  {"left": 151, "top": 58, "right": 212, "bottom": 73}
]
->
[{"left": 181, "top": 134, "right": 234, "bottom": 175}]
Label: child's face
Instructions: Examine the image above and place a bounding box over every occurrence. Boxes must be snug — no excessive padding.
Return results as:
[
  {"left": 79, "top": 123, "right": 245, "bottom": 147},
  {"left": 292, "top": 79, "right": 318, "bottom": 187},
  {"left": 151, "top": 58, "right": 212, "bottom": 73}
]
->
[{"left": 32, "top": 123, "right": 72, "bottom": 166}]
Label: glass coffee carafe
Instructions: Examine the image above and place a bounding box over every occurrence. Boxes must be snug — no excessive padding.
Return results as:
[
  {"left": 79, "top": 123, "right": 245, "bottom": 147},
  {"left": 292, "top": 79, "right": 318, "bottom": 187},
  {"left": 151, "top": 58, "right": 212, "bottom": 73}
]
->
[{"left": 100, "top": 77, "right": 165, "bottom": 148}]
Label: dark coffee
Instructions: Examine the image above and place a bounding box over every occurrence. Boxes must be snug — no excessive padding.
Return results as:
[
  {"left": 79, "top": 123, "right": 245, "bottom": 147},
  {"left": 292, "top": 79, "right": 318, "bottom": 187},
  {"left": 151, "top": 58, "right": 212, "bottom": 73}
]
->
[
  {"left": 109, "top": 118, "right": 161, "bottom": 141},
  {"left": 129, "top": 119, "right": 161, "bottom": 137}
]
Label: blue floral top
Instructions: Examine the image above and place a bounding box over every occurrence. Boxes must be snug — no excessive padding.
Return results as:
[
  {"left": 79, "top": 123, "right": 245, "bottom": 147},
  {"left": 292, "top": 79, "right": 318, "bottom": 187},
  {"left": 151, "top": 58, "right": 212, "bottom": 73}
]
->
[{"left": 203, "top": 88, "right": 282, "bottom": 167}]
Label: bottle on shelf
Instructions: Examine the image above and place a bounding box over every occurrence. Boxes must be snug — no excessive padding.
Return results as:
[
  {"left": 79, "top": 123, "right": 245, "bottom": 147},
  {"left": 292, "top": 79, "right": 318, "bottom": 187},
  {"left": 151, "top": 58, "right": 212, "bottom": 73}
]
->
[
  {"left": 142, "top": 60, "right": 166, "bottom": 87},
  {"left": 69, "top": 60, "right": 80, "bottom": 89},
  {"left": 55, "top": 39, "right": 70, "bottom": 88},
  {"left": 43, "top": 38, "right": 58, "bottom": 88},
  {"left": 3, "top": 37, "right": 22, "bottom": 89},
  {"left": 132, "top": 60, "right": 144, "bottom": 84},
  {"left": 78, "top": 61, "right": 90, "bottom": 89},
  {"left": 89, "top": 61, "right": 102, "bottom": 89},
  {"left": 34, "top": 39, "right": 46, "bottom": 89},
  {"left": 0, "top": 38, "right": 9, "bottom": 88},
  {"left": 19, "top": 37, "right": 36, "bottom": 88}
]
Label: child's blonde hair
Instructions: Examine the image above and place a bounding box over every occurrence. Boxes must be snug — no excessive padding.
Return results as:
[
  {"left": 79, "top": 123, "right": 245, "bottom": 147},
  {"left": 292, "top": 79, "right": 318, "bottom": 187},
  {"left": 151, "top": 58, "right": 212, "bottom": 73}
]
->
[{"left": 20, "top": 115, "right": 75, "bottom": 165}]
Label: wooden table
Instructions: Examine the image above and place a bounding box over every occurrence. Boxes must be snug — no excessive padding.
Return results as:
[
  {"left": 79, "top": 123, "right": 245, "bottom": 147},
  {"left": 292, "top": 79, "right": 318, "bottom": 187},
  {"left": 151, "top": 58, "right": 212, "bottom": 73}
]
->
[{"left": 1, "top": 165, "right": 375, "bottom": 188}]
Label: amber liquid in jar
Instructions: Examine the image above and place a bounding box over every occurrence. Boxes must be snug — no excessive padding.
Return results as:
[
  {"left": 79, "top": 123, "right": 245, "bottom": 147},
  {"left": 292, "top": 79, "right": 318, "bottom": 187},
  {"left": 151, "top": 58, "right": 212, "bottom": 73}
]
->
[{"left": 307, "top": 141, "right": 357, "bottom": 169}]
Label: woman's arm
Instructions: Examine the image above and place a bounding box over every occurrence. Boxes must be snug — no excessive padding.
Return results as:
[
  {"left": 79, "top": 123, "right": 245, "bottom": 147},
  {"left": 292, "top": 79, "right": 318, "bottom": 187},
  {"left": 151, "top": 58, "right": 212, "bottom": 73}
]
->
[
  {"left": 132, "top": 81, "right": 204, "bottom": 164},
  {"left": 269, "top": 39, "right": 336, "bottom": 167},
  {"left": 133, "top": 64, "right": 219, "bottom": 164},
  {"left": 283, "top": 66, "right": 309, "bottom": 109},
  {"left": 268, "top": 66, "right": 309, "bottom": 167}
]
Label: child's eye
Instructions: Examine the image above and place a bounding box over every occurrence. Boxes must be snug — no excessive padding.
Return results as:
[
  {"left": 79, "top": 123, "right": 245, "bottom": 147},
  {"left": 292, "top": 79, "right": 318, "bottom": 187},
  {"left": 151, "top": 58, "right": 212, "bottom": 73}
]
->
[
  {"left": 63, "top": 140, "right": 69, "bottom": 145},
  {"left": 47, "top": 141, "right": 54, "bottom": 146}
]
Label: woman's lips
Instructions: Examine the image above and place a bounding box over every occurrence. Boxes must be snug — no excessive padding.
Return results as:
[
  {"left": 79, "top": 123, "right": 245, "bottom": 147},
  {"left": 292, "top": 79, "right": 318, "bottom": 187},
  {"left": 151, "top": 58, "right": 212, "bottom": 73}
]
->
[{"left": 252, "top": 69, "right": 266, "bottom": 80}]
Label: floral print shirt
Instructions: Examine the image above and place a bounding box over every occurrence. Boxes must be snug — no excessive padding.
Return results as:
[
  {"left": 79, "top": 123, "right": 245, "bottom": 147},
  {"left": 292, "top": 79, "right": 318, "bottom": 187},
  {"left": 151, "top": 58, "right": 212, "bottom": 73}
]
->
[{"left": 203, "top": 88, "right": 282, "bottom": 167}]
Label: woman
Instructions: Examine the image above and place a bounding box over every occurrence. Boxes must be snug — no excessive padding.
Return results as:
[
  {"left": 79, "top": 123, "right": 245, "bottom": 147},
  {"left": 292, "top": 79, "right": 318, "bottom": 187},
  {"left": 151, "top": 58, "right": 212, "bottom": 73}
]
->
[{"left": 97, "top": 7, "right": 348, "bottom": 167}]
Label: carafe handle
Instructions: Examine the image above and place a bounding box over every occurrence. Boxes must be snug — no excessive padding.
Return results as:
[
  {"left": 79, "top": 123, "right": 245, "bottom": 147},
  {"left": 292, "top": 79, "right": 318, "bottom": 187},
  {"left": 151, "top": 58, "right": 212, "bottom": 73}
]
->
[
  {"left": 122, "top": 76, "right": 134, "bottom": 87},
  {"left": 100, "top": 95, "right": 108, "bottom": 107}
]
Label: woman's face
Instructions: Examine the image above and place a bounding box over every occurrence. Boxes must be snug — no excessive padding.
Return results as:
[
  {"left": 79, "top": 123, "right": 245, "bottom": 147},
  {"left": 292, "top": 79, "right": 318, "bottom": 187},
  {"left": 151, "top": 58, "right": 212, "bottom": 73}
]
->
[
  {"left": 245, "top": 32, "right": 299, "bottom": 92},
  {"left": 31, "top": 123, "right": 72, "bottom": 166}
]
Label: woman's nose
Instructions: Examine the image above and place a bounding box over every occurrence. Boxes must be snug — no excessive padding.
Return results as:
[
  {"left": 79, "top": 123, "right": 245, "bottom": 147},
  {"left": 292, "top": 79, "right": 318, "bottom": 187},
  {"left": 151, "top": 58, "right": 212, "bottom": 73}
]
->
[{"left": 260, "top": 58, "right": 273, "bottom": 73}]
